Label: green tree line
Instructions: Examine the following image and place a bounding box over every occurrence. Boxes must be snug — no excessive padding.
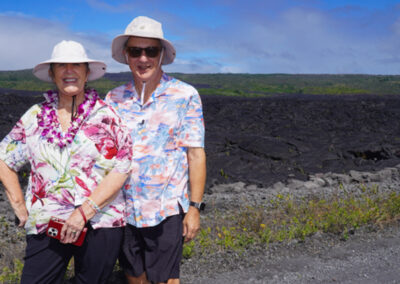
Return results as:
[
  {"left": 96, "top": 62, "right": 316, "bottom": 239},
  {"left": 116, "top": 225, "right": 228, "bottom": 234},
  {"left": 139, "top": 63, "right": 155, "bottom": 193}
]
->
[{"left": 1, "top": 70, "right": 400, "bottom": 97}]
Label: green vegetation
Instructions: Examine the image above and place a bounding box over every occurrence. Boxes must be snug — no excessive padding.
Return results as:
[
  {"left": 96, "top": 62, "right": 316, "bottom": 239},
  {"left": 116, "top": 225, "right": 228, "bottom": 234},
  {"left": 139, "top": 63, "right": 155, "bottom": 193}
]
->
[
  {"left": 0, "top": 216, "right": 25, "bottom": 284},
  {"left": 2, "top": 70, "right": 400, "bottom": 97},
  {"left": 0, "top": 259, "right": 23, "bottom": 283},
  {"left": 1, "top": 184, "right": 400, "bottom": 281},
  {"left": 0, "top": 69, "right": 53, "bottom": 92},
  {"left": 182, "top": 184, "right": 400, "bottom": 258},
  {"left": 0, "top": 258, "right": 74, "bottom": 283},
  {"left": 171, "top": 73, "right": 400, "bottom": 97},
  {"left": 0, "top": 69, "right": 121, "bottom": 95}
]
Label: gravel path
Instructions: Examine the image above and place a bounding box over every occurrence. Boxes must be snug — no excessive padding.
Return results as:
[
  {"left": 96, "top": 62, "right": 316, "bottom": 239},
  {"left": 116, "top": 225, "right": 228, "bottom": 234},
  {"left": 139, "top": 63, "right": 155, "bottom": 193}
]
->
[
  {"left": 179, "top": 166, "right": 400, "bottom": 284},
  {"left": 2, "top": 165, "right": 400, "bottom": 283},
  {"left": 181, "top": 225, "right": 400, "bottom": 283}
]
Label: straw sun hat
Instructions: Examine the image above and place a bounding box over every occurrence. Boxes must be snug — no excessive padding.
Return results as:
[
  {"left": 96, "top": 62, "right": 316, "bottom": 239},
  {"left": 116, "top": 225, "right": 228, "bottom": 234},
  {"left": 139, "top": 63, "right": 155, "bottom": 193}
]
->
[
  {"left": 33, "top": 40, "right": 107, "bottom": 82},
  {"left": 111, "top": 16, "right": 176, "bottom": 65}
]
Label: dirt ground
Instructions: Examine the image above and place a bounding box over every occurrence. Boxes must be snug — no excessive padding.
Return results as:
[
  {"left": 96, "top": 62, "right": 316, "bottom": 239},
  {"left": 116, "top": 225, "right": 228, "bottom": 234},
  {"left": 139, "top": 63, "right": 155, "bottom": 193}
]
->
[
  {"left": 1, "top": 91, "right": 400, "bottom": 283},
  {"left": 182, "top": 224, "right": 400, "bottom": 283},
  {"left": 179, "top": 173, "right": 400, "bottom": 284},
  {"left": 3, "top": 183, "right": 400, "bottom": 284}
]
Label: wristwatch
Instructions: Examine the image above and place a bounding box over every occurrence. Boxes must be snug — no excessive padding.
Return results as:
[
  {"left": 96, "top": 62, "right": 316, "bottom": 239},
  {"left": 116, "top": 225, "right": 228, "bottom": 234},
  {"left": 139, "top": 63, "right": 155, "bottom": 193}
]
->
[{"left": 189, "top": 201, "right": 206, "bottom": 211}]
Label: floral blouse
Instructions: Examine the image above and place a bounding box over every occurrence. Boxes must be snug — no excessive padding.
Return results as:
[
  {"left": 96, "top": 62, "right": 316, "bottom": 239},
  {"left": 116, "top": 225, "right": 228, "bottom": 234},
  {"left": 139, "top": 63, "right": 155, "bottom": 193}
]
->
[{"left": 0, "top": 92, "right": 133, "bottom": 234}]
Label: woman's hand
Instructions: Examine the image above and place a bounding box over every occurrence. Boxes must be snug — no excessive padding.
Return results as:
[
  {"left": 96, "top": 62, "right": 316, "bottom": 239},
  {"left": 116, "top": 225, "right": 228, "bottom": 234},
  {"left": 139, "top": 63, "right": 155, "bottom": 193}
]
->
[
  {"left": 13, "top": 201, "right": 29, "bottom": 228},
  {"left": 0, "top": 160, "right": 28, "bottom": 228},
  {"left": 59, "top": 171, "right": 129, "bottom": 244},
  {"left": 60, "top": 208, "right": 86, "bottom": 244}
]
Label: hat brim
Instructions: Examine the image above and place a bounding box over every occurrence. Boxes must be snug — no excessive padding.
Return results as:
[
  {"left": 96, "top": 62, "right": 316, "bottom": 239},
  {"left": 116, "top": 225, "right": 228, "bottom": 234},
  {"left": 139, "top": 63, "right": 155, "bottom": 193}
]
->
[
  {"left": 111, "top": 34, "right": 176, "bottom": 65},
  {"left": 33, "top": 59, "right": 107, "bottom": 82}
]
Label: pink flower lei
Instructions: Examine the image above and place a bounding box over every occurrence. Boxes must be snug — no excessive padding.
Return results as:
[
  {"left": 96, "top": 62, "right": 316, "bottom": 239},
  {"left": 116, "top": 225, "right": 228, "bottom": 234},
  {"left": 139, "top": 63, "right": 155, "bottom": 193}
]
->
[{"left": 37, "top": 89, "right": 98, "bottom": 148}]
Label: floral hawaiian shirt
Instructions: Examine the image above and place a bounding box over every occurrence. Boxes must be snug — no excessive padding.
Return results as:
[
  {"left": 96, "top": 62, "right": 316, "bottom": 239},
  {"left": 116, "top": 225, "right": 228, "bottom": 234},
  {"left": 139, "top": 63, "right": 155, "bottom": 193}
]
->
[
  {"left": 0, "top": 94, "right": 133, "bottom": 234},
  {"left": 105, "top": 73, "right": 204, "bottom": 228}
]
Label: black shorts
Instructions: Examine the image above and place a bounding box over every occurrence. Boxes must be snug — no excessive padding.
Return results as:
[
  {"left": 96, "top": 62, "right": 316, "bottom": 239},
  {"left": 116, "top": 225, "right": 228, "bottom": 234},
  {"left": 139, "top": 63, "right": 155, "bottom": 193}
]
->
[
  {"left": 120, "top": 212, "right": 185, "bottom": 283},
  {"left": 20, "top": 226, "right": 123, "bottom": 284}
]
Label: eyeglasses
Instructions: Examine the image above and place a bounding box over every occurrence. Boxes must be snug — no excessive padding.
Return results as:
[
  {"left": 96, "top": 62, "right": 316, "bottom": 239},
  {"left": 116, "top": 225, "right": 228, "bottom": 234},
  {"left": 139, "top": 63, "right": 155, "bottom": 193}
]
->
[{"left": 125, "top": 46, "right": 161, "bottom": 58}]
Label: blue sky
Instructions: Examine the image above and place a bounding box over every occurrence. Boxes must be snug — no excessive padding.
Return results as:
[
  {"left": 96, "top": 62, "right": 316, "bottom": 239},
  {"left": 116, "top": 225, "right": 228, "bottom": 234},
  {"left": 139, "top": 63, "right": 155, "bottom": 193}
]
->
[{"left": 1, "top": 0, "right": 400, "bottom": 74}]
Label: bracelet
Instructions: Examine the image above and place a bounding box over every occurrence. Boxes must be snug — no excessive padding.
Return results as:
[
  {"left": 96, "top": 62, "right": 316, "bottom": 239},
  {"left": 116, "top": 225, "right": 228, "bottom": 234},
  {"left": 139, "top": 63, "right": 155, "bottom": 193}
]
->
[
  {"left": 78, "top": 206, "right": 87, "bottom": 224},
  {"left": 86, "top": 197, "right": 100, "bottom": 213}
]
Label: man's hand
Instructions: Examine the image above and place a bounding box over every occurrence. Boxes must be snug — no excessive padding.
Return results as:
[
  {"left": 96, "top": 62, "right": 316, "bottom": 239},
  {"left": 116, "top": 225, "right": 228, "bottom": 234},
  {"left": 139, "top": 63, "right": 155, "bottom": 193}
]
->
[{"left": 182, "top": 206, "right": 201, "bottom": 242}]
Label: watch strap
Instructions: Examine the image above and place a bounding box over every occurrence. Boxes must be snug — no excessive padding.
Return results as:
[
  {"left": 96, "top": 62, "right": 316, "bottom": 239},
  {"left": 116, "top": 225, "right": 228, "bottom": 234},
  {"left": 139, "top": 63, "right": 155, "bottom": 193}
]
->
[{"left": 189, "top": 201, "right": 206, "bottom": 211}]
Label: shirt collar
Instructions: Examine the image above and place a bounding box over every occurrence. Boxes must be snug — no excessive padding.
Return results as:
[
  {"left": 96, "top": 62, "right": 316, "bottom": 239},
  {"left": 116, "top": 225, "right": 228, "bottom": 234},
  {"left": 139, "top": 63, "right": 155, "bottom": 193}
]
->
[{"left": 129, "top": 72, "right": 172, "bottom": 102}]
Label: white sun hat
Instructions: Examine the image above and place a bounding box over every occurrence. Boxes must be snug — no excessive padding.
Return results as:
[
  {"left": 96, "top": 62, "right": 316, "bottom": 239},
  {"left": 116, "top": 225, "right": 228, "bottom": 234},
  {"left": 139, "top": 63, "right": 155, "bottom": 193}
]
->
[
  {"left": 33, "top": 40, "right": 107, "bottom": 82},
  {"left": 111, "top": 16, "right": 176, "bottom": 65}
]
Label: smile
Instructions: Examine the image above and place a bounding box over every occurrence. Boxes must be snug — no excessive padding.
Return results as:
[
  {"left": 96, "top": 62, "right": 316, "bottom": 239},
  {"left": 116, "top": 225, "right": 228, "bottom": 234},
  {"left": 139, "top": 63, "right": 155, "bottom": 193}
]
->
[{"left": 63, "top": 78, "right": 78, "bottom": 83}]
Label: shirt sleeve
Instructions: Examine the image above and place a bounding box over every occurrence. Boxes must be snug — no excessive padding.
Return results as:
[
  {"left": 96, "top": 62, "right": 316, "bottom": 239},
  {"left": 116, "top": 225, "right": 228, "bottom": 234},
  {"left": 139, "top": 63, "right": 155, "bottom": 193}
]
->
[
  {"left": 0, "top": 119, "right": 29, "bottom": 171},
  {"left": 177, "top": 89, "right": 205, "bottom": 148},
  {"left": 110, "top": 111, "right": 133, "bottom": 174},
  {"left": 104, "top": 90, "right": 112, "bottom": 105}
]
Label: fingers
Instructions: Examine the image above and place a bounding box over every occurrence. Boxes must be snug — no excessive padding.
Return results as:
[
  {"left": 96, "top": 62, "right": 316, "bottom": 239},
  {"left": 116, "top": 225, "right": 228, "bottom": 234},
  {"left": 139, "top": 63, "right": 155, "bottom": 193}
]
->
[
  {"left": 70, "top": 230, "right": 79, "bottom": 242},
  {"left": 182, "top": 223, "right": 188, "bottom": 238},
  {"left": 17, "top": 217, "right": 28, "bottom": 228},
  {"left": 14, "top": 205, "right": 29, "bottom": 228},
  {"left": 183, "top": 208, "right": 201, "bottom": 242},
  {"left": 15, "top": 214, "right": 28, "bottom": 227},
  {"left": 184, "top": 225, "right": 200, "bottom": 242},
  {"left": 60, "top": 209, "right": 85, "bottom": 244},
  {"left": 61, "top": 221, "right": 83, "bottom": 243},
  {"left": 183, "top": 219, "right": 200, "bottom": 242},
  {"left": 60, "top": 225, "right": 81, "bottom": 244}
]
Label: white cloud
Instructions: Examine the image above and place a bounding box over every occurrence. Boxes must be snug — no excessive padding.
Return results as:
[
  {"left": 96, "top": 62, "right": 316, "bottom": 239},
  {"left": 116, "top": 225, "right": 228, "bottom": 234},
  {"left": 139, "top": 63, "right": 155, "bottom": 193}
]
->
[
  {"left": 0, "top": 13, "right": 129, "bottom": 73},
  {"left": 169, "top": 4, "right": 400, "bottom": 74},
  {"left": 0, "top": 13, "right": 67, "bottom": 70},
  {"left": 2, "top": 2, "right": 400, "bottom": 74}
]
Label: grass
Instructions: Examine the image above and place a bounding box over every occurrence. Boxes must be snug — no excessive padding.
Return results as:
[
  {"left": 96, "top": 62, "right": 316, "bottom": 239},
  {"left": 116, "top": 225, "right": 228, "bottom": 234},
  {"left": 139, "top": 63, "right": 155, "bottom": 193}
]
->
[
  {"left": 182, "top": 184, "right": 400, "bottom": 258},
  {"left": 3, "top": 70, "right": 400, "bottom": 97},
  {"left": 2, "top": 184, "right": 400, "bottom": 282},
  {"left": 0, "top": 259, "right": 23, "bottom": 283}
]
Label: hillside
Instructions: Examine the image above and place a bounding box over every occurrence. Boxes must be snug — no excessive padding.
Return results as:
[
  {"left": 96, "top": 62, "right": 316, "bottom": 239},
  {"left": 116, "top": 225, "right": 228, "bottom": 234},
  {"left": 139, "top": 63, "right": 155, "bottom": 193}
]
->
[{"left": 1, "top": 69, "right": 400, "bottom": 96}]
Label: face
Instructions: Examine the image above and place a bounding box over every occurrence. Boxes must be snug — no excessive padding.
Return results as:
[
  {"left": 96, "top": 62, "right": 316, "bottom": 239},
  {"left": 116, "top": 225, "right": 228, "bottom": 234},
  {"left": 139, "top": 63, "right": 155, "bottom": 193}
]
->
[
  {"left": 125, "top": 36, "right": 162, "bottom": 84},
  {"left": 50, "top": 63, "right": 89, "bottom": 97}
]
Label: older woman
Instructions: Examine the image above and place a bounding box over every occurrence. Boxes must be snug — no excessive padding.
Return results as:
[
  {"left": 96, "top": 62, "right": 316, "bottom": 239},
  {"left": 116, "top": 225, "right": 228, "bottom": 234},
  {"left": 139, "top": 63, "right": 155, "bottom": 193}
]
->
[{"left": 0, "top": 40, "right": 133, "bottom": 283}]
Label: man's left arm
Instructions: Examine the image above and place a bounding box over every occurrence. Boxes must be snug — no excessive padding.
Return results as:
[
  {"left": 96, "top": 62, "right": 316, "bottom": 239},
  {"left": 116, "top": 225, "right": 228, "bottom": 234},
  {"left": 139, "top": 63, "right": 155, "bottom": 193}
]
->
[{"left": 183, "top": 146, "right": 206, "bottom": 242}]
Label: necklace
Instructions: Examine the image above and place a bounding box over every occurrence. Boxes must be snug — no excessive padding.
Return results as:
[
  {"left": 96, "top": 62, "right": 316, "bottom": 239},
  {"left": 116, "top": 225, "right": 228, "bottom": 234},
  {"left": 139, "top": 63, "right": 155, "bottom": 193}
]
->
[{"left": 37, "top": 89, "right": 98, "bottom": 148}]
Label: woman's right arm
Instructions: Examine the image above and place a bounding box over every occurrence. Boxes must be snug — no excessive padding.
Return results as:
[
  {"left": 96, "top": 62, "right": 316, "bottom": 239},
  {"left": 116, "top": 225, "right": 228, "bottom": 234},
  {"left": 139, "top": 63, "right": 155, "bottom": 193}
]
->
[{"left": 0, "top": 159, "right": 28, "bottom": 227}]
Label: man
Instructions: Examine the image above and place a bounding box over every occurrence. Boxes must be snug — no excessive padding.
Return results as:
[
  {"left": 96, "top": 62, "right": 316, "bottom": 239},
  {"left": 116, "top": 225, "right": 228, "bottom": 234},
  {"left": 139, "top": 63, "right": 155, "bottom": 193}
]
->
[{"left": 105, "top": 16, "right": 206, "bottom": 284}]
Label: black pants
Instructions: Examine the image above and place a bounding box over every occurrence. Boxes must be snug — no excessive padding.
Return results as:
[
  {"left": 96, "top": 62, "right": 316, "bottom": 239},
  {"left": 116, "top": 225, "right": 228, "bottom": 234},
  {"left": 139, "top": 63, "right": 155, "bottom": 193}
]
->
[{"left": 21, "top": 226, "right": 123, "bottom": 284}]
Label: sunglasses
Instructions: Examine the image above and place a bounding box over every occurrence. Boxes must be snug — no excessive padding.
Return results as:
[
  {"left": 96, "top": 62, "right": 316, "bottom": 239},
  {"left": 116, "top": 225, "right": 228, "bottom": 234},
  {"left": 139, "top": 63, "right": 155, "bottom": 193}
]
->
[{"left": 125, "top": 46, "right": 161, "bottom": 58}]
